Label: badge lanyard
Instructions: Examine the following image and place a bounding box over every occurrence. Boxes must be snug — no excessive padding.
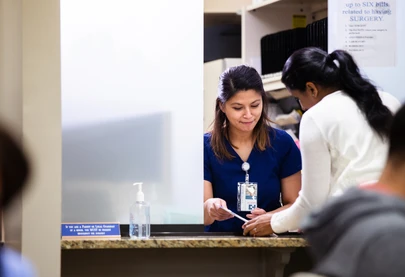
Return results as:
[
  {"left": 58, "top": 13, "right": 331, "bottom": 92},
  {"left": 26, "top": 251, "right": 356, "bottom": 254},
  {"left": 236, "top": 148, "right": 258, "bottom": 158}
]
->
[{"left": 237, "top": 162, "right": 258, "bottom": 212}]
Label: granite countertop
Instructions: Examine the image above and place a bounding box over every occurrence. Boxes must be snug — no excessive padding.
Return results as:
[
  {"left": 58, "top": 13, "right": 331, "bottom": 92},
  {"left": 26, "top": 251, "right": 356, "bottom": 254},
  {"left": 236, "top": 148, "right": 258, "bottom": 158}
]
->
[{"left": 61, "top": 235, "right": 308, "bottom": 250}]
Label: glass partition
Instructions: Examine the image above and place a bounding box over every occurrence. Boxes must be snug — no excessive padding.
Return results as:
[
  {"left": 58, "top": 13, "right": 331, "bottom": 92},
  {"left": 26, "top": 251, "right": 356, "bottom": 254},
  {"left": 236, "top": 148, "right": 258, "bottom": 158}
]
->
[{"left": 61, "top": 0, "right": 203, "bottom": 226}]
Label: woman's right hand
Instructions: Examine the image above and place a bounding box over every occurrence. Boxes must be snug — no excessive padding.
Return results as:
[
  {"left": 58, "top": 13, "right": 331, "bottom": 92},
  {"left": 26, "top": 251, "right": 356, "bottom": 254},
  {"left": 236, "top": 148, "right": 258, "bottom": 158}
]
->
[{"left": 204, "top": 198, "right": 233, "bottom": 222}]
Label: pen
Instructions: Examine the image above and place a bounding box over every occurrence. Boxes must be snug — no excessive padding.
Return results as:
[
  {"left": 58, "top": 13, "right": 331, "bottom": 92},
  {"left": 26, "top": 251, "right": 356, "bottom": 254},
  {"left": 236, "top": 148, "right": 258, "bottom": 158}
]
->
[{"left": 219, "top": 206, "right": 248, "bottom": 223}]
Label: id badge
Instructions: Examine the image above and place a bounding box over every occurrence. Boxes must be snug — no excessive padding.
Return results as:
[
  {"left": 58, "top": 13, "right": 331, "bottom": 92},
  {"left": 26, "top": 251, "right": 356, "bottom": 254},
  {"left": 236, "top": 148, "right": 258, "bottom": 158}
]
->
[{"left": 237, "top": 182, "right": 258, "bottom": 212}]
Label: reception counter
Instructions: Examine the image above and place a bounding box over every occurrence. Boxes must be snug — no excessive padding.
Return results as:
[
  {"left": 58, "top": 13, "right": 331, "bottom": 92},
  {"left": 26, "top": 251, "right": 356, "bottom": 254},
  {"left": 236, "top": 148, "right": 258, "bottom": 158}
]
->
[
  {"left": 61, "top": 234, "right": 308, "bottom": 249},
  {"left": 61, "top": 235, "right": 311, "bottom": 277}
]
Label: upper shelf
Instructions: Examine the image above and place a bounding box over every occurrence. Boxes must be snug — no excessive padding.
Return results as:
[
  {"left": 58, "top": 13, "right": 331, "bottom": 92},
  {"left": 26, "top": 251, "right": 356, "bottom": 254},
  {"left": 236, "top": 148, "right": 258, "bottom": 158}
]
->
[
  {"left": 262, "top": 72, "right": 284, "bottom": 91},
  {"left": 262, "top": 72, "right": 291, "bottom": 99},
  {"left": 247, "top": 0, "right": 326, "bottom": 12}
]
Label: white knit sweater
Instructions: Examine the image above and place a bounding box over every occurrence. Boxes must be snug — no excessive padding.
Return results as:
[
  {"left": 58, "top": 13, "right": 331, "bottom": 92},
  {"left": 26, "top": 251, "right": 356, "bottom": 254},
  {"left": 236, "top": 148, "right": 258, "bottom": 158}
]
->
[{"left": 271, "top": 90, "right": 401, "bottom": 233}]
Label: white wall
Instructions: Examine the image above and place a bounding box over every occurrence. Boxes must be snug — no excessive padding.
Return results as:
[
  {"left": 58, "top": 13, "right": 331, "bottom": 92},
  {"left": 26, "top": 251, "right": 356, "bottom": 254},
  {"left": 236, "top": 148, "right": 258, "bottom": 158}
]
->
[
  {"left": 0, "top": 1, "right": 62, "bottom": 276},
  {"left": 0, "top": 0, "right": 23, "bottom": 251},
  {"left": 22, "top": 0, "right": 62, "bottom": 276}
]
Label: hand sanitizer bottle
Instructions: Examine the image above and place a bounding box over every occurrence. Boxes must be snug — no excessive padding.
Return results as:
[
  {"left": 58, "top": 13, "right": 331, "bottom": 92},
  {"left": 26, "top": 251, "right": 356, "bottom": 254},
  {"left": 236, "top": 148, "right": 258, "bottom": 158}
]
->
[{"left": 129, "top": 182, "right": 150, "bottom": 239}]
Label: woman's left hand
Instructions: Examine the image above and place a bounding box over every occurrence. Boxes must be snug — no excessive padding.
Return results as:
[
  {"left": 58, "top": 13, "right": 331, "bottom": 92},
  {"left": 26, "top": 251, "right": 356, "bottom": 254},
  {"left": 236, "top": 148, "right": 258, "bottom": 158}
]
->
[
  {"left": 242, "top": 213, "right": 274, "bottom": 237},
  {"left": 246, "top": 208, "right": 266, "bottom": 219}
]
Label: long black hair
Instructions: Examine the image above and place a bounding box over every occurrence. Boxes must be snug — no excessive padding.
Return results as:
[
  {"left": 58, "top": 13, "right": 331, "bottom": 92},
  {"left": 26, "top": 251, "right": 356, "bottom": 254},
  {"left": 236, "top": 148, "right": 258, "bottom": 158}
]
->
[
  {"left": 281, "top": 47, "right": 393, "bottom": 139},
  {"left": 211, "top": 65, "right": 272, "bottom": 160},
  {"left": 388, "top": 104, "right": 405, "bottom": 166}
]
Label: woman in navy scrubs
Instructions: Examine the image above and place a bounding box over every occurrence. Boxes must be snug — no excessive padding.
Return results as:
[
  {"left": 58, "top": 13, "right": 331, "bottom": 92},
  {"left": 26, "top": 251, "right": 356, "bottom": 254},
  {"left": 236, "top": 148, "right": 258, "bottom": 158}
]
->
[{"left": 204, "top": 65, "right": 302, "bottom": 234}]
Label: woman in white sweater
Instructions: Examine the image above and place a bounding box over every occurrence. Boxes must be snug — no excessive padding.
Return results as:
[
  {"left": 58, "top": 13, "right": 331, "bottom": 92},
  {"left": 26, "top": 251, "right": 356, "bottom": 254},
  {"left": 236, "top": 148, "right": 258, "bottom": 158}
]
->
[{"left": 243, "top": 47, "right": 401, "bottom": 236}]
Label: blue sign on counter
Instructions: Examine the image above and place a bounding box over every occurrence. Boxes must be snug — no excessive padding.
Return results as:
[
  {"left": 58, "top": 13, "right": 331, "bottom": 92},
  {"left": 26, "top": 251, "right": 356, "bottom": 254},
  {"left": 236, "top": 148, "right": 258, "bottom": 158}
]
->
[{"left": 61, "top": 223, "right": 120, "bottom": 238}]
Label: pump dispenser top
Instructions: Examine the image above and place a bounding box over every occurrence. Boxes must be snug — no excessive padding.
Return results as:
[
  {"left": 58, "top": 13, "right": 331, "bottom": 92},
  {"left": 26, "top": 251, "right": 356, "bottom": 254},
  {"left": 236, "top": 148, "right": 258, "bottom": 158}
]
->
[{"left": 134, "top": 182, "right": 144, "bottom": 202}]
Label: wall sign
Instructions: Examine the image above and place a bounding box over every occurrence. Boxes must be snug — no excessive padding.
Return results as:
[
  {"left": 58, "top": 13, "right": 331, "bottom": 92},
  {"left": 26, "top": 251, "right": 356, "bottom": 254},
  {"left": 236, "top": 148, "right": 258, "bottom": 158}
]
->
[
  {"left": 61, "top": 222, "right": 120, "bottom": 240},
  {"left": 337, "top": 0, "right": 396, "bottom": 66}
]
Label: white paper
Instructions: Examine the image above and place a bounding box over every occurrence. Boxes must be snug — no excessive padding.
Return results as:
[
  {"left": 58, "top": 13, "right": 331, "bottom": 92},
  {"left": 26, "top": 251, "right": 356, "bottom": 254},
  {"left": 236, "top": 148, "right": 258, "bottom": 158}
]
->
[{"left": 336, "top": 0, "right": 396, "bottom": 67}]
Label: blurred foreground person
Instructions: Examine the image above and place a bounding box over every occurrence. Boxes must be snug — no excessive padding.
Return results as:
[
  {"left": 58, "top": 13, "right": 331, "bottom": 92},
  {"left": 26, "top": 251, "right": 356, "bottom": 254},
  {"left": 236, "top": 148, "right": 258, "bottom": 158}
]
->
[
  {"left": 0, "top": 123, "right": 35, "bottom": 277},
  {"left": 294, "top": 103, "right": 405, "bottom": 277}
]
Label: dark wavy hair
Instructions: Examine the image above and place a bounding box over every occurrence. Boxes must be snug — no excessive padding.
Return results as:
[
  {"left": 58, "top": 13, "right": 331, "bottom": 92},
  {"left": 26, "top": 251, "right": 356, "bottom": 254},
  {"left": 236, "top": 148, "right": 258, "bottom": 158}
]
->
[
  {"left": 210, "top": 65, "right": 272, "bottom": 160},
  {"left": 0, "top": 123, "right": 30, "bottom": 208},
  {"left": 282, "top": 47, "right": 393, "bottom": 139}
]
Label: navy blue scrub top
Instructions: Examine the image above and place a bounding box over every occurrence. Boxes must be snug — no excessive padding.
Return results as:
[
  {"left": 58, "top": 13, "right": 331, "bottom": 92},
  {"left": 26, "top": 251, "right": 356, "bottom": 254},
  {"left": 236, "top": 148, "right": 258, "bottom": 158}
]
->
[{"left": 204, "top": 128, "right": 302, "bottom": 234}]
